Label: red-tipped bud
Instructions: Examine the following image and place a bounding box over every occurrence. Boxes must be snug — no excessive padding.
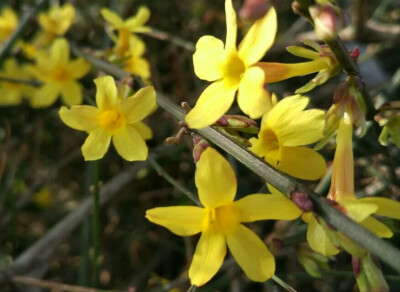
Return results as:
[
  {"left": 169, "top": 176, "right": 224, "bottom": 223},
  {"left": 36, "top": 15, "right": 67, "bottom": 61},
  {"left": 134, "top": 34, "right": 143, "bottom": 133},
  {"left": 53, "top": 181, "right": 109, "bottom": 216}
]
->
[
  {"left": 309, "top": 4, "right": 344, "bottom": 40},
  {"left": 291, "top": 189, "right": 313, "bottom": 212},
  {"left": 352, "top": 256, "right": 361, "bottom": 277},
  {"left": 192, "top": 134, "right": 210, "bottom": 163},
  {"left": 239, "top": 0, "right": 271, "bottom": 21},
  {"left": 350, "top": 46, "right": 360, "bottom": 62}
]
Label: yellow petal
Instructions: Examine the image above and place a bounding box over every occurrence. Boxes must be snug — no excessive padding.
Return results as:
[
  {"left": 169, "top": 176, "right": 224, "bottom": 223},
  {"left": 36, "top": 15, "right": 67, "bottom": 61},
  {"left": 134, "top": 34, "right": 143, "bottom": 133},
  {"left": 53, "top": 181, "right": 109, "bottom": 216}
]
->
[
  {"left": 248, "top": 137, "right": 273, "bottom": 159},
  {"left": 264, "top": 94, "right": 308, "bottom": 128},
  {"left": 94, "top": 76, "right": 118, "bottom": 110},
  {"left": 128, "top": 35, "right": 146, "bottom": 56},
  {"left": 276, "top": 108, "right": 325, "bottom": 146},
  {"left": 0, "top": 89, "right": 21, "bottom": 106},
  {"left": 234, "top": 194, "right": 301, "bottom": 222},
  {"left": 360, "top": 216, "right": 393, "bottom": 238},
  {"left": 359, "top": 197, "right": 400, "bottom": 220},
  {"left": 133, "top": 121, "right": 153, "bottom": 140},
  {"left": 224, "top": 0, "right": 237, "bottom": 51},
  {"left": 59, "top": 105, "right": 99, "bottom": 131},
  {"left": 189, "top": 231, "right": 226, "bottom": 286},
  {"left": 305, "top": 214, "right": 340, "bottom": 256},
  {"left": 146, "top": 206, "right": 205, "bottom": 236},
  {"left": 100, "top": 8, "right": 124, "bottom": 28},
  {"left": 125, "top": 57, "right": 150, "bottom": 79},
  {"left": 67, "top": 59, "right": 91, "bottom": 79},
  {"left": 81, "top": 128, "right": 111, "bottom": 161},
  {"left": 341, "top": 201, "right": 378, "bottom": 222},
  {"left": 238, "top": 7, "right": 277, "bottom": 65},
  {"left": 227, "top": 224, "right": 274, "bottom": 282},
  {"left": 185, "top": 81, "right": 236, "bottom": 129},
  {"left": 257, "top": 59, "right": 330, "bottom": 83},
  {"left": 125, "top": 6, "right": 151, "bottom": 32},
  {"left": 195, "top": 148, "right": 236, "bottom": 208},
  {"left": 51, "top": 38, "right": 69, "bottom": 65},
  {"left": 237, "top": 66, "right": 270, "bottom": 119},
  {"left": 193, "top": 36, "right": 225, "bottom": 81},
  {"left": 112, "top": 126, "right": 148, "bottom": 161},
  {"left": 61, "top": 81, "right": 82, "bottom": 106},
  {"left": 31, "top": 83, "right": 60, "bottom": 108},
  {"left": 277, "top": 146, "right": 326, "bottom": 180},
  {"left": 119, "top": 86, "right": 156, "bottom": 124}
]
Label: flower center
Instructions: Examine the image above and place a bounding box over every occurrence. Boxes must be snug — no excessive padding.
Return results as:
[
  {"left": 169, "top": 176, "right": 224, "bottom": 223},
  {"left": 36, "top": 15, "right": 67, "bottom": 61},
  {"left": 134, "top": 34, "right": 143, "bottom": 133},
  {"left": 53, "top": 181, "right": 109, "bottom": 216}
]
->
[
  {"left": 97, "top": 109, "right": 126, "bottom": 132},
  {"left": 221, "top": 51, "right": 246, "bottom": 89},
  {"left": 261, "top": 129, "right": 282, "bottom": 167},
  {"left": 52, "top": 66, "right": 72, "bottom": 83},
  {"left": 203, "top": 204, "right": 240, "bottom": 235},
  {"left": 261, "top": 129, "right": 280, "bottom": 152}
]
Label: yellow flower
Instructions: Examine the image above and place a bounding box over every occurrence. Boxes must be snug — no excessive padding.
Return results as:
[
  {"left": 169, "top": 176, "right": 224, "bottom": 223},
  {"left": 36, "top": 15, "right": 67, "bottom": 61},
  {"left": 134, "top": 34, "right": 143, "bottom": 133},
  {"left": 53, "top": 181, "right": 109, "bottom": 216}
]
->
[
  {"left": 28, "top": 38, "right": 90, "bottom": 107},
  {"left": 185, "top": 0, "right": 277, "bottom": 129},
  {"left": 303, "top": 109, "right": 400, "bottom": 256},
  {"left": 146, "top": 147, "right": 301, "bottom": 286},
  {"left": 0, "top": 7, "right": 18, "bottom": 43},
  {"left": 257, "top": 40, "right": 340, "bottom": 94},
  {"left": 0, "top": 58, "right": 34, "bottom": 105},
  {"left": 123, "top": 36, "right": 151, "bottom": 81},
  {"left": 59, "top": 76, "right": 156, "bottom": 161},
  {"left": 38, "top": 3, "right": 75, "bottom": 38},
  {"left": 249, "top": 95, "right": 326, "bottom": 180},
  {"left": 101, "top": 6, "right": 150, "bottom": 55}
]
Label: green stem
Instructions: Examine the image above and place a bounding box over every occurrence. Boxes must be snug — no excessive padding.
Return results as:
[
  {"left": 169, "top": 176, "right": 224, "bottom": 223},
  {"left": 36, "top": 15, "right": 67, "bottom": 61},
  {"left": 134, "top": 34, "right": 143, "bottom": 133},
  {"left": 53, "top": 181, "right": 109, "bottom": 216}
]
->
[
  {"left": 144, "top": 28, "right": 195, "bottom": 52},
  {"left": 90, "top": 161, "right": 100, "bottom": 287},
  {"left": 0, "top": 0, "right": 47, "bottom": 63},
  {"left": 271, "top": 275, "right": 297, "bottom": 292},
  {"left": 72, "top": 46, "right": 400, "bottom": 275},
  {"left": 0, "top": 77, "right": 41, "bottom": 87},
  {"left": 148, "top": 157, "right": 200, "bottom": 206},
  {"left": 186, "top": 285, "right": 198, "bottom": 292}
]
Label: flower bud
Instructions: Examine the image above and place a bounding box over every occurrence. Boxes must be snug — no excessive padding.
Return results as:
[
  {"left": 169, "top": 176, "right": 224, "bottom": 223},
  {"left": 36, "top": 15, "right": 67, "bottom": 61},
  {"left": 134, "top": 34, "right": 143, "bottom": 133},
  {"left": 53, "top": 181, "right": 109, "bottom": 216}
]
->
[
  {"left": 375, "top": 102, "right": 400, "bottom": 148},
  {"left": 353, "top": 254, "right": 389, "bottom": 292},
  {"left": 192, "top": 134, "right": 210, "bottom": 163},
  {"left": 239, "top": 0, "right": 271, "bottom": 21},
  {"left": 216, "top": 114, "right": 258, "bottom": 133},
  {"left": 324, "top": 75, "right": 366, "bottom": 141},
  {"left": 309, "top": 4, "right": 345, "bottom": 40},
  {"left": 291, "top": 189, "right": 313, "bottom": 212},
  {"left": 297, "top": 243, "right": 331, "bottom": 278}
]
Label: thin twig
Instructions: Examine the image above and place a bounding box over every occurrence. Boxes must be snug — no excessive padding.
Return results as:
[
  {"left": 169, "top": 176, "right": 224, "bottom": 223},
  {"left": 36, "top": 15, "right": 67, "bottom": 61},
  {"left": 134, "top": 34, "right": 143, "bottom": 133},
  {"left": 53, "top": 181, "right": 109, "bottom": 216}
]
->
[
  {"left": 271, "top": 275, "right": 297, "bottom": 292},
  {"left": 148, "top": 156, "right": 200, "bottom": 206},
  {"left": 143, "top": 28, "right": 195, "bottom": 52},
  {"left": 12, "top": 275, "right": 126, "bottom": 292},
  {"left": 0, "top": 77, "right": 42, "bottom": 87}
]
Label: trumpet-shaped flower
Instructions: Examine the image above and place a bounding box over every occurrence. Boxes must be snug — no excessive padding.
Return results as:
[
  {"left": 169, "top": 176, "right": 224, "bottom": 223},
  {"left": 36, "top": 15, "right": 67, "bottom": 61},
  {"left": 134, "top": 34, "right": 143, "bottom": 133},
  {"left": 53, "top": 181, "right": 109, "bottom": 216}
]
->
[
  {"left": 0, "top": 7, "right": 18, "bottom": 43},
  {"left": 257, "top": 40, "right": 342, "bottom": 94},
  {"left": 304, "top": 109, "right": 400, "bottom": 256},
  {"left": 38, "top": 3, "right": 75, "bottom": 39},
  {"left": 249, "top": 95, "right": 326, "bottom": 180},
  {"left": 59, "top": 76, "right": 156, "bottom": 161},
  {"left": 28, "top": 38, "right": 90, "bottom": 107},
  {"left": 146, "top": 147, "right": 301, "bottom": 286},
  {"left": 185, "top": 0, "right": 277, "bottom": 129},
  {"left": 0, "top": 58, "right": 34, "bottom": 105},
  {"left": 19, "top": 4, "right": 75, "bottom": 59},
  {"left": 123, "top": 36, "right": 150, "bottom": 81},
  {"left": 101, "top": 6, "right": 150, "bottom": 55}
]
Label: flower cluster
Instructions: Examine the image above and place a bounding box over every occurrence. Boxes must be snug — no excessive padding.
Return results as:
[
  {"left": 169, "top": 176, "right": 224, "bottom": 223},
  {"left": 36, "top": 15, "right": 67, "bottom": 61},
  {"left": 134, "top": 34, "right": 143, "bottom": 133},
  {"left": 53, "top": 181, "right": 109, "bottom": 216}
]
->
[
  {"left": 1, "top": 1, "right": 399, "bottom": 291},
  {"left": 101, "top": 6, "right": 151, "bottom": 81}
]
